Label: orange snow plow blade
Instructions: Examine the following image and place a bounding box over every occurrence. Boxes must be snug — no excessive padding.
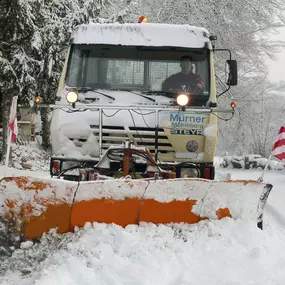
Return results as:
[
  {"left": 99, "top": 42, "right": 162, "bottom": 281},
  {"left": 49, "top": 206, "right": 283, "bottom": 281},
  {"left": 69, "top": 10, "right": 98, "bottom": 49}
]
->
[{"left": 0, "top": 176, "right": 272, "bottom": 240}]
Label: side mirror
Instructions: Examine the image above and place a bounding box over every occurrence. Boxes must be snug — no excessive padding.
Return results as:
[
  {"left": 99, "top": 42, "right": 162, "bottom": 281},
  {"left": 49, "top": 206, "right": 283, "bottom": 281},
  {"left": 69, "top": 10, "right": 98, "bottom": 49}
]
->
[{"left": 225, "top": 60, "right": 238, "bottom": 86}]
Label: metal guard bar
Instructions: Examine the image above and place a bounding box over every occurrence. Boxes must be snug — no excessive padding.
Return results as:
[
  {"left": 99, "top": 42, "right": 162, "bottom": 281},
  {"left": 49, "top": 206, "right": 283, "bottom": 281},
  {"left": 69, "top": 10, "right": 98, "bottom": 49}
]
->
[{"left": 36, "top": 103, "right": 235, "bottom": 113}]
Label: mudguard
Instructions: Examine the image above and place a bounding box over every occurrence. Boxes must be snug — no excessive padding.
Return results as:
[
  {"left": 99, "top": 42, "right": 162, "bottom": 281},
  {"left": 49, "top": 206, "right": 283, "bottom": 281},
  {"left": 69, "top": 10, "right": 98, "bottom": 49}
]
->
[{"left": 0, "top": 176, "right": 272, "bottom": 240}]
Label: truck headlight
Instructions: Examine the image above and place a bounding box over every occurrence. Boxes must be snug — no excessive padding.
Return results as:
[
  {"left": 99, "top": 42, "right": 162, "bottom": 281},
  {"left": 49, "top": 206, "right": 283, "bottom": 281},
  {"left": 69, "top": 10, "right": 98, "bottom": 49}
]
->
[
  {"left": 66, "top": 91, "right": 78, "bottom": 103},
  {"left": 176, "top": 93, "right": 189, "bottom": 106},
  {"left": 181, "top": 168, "right": 199, "bottom": 178}
]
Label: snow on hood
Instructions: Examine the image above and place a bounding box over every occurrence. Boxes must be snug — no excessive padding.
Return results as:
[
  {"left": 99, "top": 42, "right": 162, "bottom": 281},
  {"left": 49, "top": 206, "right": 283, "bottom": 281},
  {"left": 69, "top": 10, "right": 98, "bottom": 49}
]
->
[
  {"left": 72, "top": 23, "right": 210, "bottom": 48},
  {"left": 203, "top": 123, "right": 217, "bottom": 137},
  {"left": 50, "top": 112, "right": 101, "bottom": 158}
]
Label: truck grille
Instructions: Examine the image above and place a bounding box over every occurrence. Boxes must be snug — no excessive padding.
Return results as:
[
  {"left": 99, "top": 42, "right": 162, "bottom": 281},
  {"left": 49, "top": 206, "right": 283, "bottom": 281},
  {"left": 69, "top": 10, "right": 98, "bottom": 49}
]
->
[{"left": 69, "top": 125, "right": 174, "bottom": 154}]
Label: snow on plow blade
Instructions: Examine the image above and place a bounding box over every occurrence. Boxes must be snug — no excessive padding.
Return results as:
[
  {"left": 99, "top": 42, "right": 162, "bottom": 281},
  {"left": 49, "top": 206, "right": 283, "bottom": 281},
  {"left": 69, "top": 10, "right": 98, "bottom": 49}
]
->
[{"left": 0, "top": 176, "right": 272, "bottom": 240}]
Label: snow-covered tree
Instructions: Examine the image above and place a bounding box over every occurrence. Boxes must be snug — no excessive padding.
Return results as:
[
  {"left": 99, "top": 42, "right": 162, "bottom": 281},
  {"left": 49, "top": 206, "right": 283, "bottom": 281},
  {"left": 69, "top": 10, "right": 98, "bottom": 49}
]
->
[
  {"left": 0, "top": 0, "right": 40, "bottom": 160},
  {"left": 217, "top": 77, "right": 285, "bottom": 156}
]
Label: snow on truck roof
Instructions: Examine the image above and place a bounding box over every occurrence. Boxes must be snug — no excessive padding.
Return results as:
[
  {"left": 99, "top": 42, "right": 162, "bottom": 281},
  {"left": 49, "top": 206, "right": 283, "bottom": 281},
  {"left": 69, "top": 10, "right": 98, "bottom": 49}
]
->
[{"left": 71, "top": 23, "right": 210, "bottom": 48}]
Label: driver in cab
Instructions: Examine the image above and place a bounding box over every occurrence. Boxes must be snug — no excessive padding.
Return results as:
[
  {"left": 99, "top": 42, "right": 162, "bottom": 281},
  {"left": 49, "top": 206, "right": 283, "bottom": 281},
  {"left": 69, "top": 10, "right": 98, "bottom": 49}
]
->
[{"left": 162, "top": 56, "right": 205, "bottom": 93}]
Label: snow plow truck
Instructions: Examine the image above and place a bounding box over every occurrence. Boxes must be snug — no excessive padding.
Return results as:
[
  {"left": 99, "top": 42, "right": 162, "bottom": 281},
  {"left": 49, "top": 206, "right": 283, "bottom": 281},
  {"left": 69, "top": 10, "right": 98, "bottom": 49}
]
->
[{"left": 0, "top": 17, "right": 272, "bottom": 244}]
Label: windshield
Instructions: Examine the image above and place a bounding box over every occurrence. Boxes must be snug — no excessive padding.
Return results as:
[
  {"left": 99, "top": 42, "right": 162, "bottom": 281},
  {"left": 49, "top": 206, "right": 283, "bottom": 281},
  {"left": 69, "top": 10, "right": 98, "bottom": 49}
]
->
[{"left": 66, "top": 44, "right": 210, "bottom": 97}]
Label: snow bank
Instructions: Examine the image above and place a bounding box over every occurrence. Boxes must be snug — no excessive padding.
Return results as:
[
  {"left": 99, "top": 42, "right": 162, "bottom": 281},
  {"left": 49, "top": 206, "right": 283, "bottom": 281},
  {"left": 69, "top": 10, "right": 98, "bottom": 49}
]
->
[
  {"left": 9, "top": 143, "right": 50, "bottom": 172},
  {"left": 72, "top": 23, "right": 210, "bottom": 48},
  {"left": 20, "top": 241, "right": 33, "bottom": 250},
  {"left": 220, "top": 155, "right": 284, "bottom": 171},
  {"left": 1, "top": 220, "right": 285, "bottom": 285}
]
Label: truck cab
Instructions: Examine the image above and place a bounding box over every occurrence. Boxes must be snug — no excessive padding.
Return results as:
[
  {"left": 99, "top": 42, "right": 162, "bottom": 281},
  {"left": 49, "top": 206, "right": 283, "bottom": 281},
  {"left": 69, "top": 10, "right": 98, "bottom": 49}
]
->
[{"left": 50, "top": 20, "right": 237, "bottom": 180}]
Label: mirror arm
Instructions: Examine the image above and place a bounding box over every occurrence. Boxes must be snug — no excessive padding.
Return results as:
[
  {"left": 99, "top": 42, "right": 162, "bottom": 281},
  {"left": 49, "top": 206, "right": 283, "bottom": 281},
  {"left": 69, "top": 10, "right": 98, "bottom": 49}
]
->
[{"left": 216, "top": 74, "right": 231, "bottom": 98}]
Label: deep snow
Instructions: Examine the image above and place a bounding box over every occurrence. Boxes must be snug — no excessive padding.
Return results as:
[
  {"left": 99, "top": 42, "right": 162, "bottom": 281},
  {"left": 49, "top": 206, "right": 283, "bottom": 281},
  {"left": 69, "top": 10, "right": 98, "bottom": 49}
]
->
[
  {"left": 2, "top": 220, "right": 285, "bottom": 285},
  {"left": 0, "top": 151, "right": 285, "bottom": 285}
]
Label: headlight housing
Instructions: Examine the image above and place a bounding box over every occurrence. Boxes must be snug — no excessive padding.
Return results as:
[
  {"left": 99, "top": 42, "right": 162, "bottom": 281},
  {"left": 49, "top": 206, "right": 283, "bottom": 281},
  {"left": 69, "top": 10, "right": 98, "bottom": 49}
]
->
[
  {"left": 66, "top": 91, "right": 78, "bottom": 103},
  {"left": 176, "top": 93, "right": 189, "bottom": 106},
  {"left": 180, "top": 168, "right": 199, "bottom": 178}
]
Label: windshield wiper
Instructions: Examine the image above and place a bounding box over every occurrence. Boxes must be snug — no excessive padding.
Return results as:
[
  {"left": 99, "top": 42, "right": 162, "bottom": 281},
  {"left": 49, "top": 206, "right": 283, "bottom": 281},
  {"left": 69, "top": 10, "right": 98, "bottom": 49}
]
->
[
  {"left": 66, "top": 87, "right": 116, "bottom": 101},
  {"left": 142, "top": 91, "right": 176, "bottom": 99},
  {"left": 118, "top": 89, "right": 156, "bottom": 102}
]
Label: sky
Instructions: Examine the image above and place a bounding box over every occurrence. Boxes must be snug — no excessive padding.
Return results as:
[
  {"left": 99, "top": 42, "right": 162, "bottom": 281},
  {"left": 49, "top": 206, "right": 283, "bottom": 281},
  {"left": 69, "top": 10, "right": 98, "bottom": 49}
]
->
[{"left": 266, "top": 26, "right": 285, "bottom": 83}]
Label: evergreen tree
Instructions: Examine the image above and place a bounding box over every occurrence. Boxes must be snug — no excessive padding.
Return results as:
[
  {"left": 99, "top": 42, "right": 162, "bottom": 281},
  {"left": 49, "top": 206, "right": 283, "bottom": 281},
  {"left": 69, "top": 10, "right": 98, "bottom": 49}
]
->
[{"left": 0, "top": 0, "right": 40, "bottom": 160}]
